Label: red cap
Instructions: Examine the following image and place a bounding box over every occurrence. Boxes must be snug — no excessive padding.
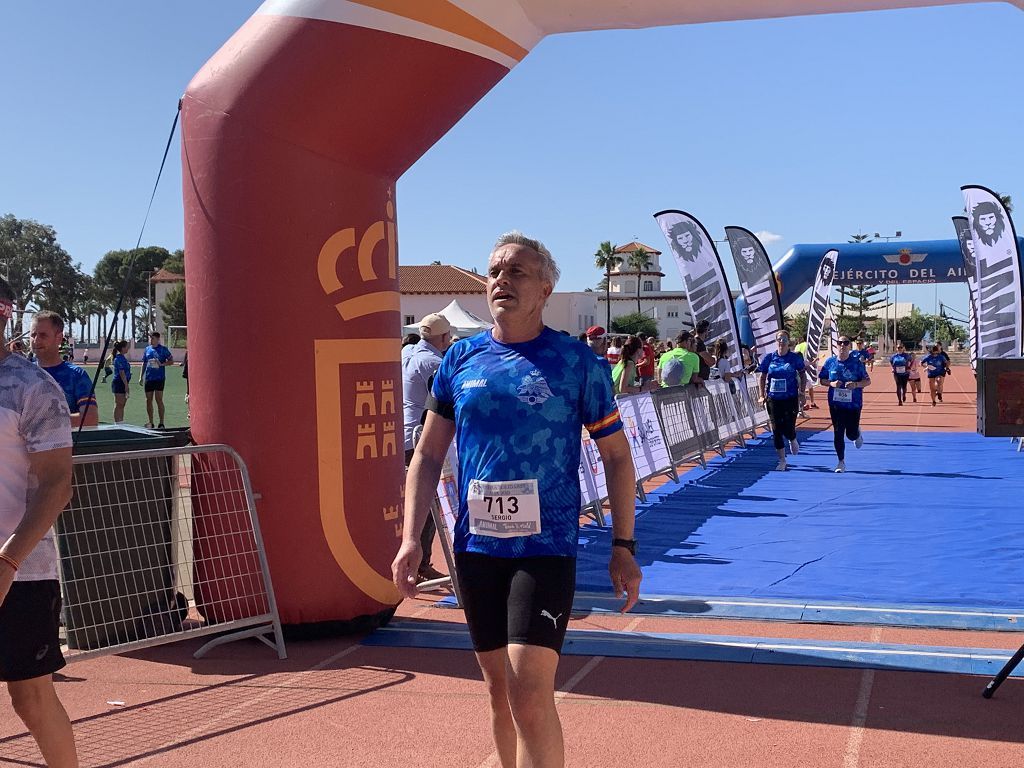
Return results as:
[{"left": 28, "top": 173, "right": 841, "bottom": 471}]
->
[{"left": 585, "top": 326, "right": 606, "bottom": 338}]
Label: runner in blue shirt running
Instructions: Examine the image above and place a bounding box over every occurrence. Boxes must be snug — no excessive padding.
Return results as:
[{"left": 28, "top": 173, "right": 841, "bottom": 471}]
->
[
  {"left": 889, "top": 344, "right": 909, "bottom": 406},
  {"left": 921, "top": 345, "right": 948, "bottom": 407},
  {"left": 757, "top": 331, "right": 805, "bottom": 471},
  {"left": 818, "top": 336, "right": 871, "bottom": 473},
  {"left": 393, "top": 232, "right": 641, "bottom": 768}
]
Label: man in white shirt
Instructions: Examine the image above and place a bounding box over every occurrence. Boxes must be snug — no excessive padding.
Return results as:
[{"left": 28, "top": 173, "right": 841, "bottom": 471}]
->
[
  {"left": 401, "top": 312, "right": 452, "bottom": 582},
  {"left": 0, "top": 278, "right": 78, "bottom": 767}
]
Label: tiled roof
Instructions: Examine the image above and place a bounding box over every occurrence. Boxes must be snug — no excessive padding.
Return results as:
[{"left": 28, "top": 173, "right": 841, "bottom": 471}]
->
[
  {"left": 614, "top": 241, "right": 662, "bottom": 256},
  {"left": 399, "top": 265, "right": 487, "bottom": 294},
  {"left": 150, "top": 268, "right": 184, "bottom": 283}
]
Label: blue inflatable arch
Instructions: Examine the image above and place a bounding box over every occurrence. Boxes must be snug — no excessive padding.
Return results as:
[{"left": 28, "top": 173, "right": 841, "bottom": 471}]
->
[{"left": 737, "top": 237, "right": 1024, "bottom": 344}]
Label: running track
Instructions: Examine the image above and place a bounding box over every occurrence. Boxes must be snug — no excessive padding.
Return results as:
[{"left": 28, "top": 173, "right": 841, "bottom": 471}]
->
[{"left": 3, "top": 365, "right": 1022, "bottom": 767}]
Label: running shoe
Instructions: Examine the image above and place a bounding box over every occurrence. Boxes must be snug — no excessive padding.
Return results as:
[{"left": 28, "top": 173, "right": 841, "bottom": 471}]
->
[
  {"left": 937, "top": 393, "right": 943, "bottom": 402},
  {"left": 775, "top": 460, "right": 788, "bottom": 471},
  {"left": 834, "top": 461, "right": 846, "bottom": 473},
  {"left": 855, "top": 435, "right": 864, "bottom": 449},
  {"left": 789, "top": 438, "right": 800, "bottom": 455}
]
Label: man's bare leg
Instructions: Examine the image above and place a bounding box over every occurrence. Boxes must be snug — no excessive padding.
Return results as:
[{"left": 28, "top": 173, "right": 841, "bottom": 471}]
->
[
  {"left": 476, "top": 648, "right": 517, "bottom": 767},
  {"left": 154, "top": 390, "right": 166, "bottom": 425},
  {"left": 506, "top": 643, "right": 563, "bottom": 768},
  {"left": 145, "top": 390, "right": 155, "bottom": 426},
  {"left": 8, "top": 676, "right": 78, "bottom": 768}
]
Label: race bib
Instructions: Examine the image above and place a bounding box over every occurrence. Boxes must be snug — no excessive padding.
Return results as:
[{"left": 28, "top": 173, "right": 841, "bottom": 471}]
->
[
  {"left": 147, "top": 357, "right": 161, "bottom": 370},
  {"left": 468, "top": 479, "right": 541, "bottom": 538},
  {"left": 895, "top": 366, "right": 906, "bottom": 374},
  {"left": 769, "top": 377, "right": 787, "bottom": 394},
  {"left": 833, "top": 387, "right": 853, "bottom": 404}
]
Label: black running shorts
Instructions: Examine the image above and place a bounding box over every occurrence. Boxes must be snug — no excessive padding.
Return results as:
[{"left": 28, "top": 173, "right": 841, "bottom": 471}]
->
[
  {"left": 454, "top": 552, "right": 576, "bottom": 654},
  {"left": 144, "top": 379, "right": 166, "bottom": 393},
  {"left": 0, "top": 580, "right": 66, "bottom": 682}
]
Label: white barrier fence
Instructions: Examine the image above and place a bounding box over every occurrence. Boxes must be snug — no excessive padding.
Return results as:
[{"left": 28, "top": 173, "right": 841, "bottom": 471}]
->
[
  {"left": 427, "top": 375, "right": 771, "bottom": 603},
  {"left": 59, "top": 444, "right": 287, "bottom": 662}
]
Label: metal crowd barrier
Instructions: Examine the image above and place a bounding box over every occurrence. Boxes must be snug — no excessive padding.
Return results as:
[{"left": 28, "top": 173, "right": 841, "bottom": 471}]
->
[{"left": 59, "top": 444, "right": 287, "bottom": 663}]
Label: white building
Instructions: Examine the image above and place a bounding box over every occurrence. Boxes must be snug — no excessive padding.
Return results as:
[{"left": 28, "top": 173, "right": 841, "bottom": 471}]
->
[{"left": 149, "top": 268, "right": 185, "bottom": 337}]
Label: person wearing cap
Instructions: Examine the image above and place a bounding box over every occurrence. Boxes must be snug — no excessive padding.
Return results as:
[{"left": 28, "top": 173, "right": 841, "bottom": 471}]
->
[
  {"left": 401, "top": 312, "right": 453, "bottom": 583},
  {"left": 0, "top": 277, "right": 79, "bottom": 766},
  {"left": 584, "top": 325, "right": 608, "bottom": 360},
  {"left": 393, "top": 231, "right": 640, "bottom": 768}
]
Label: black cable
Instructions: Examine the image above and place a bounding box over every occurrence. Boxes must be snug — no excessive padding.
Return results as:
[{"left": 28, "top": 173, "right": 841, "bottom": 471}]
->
[{"left": 77, "top": 101, "right": 181, "bottom": 435}]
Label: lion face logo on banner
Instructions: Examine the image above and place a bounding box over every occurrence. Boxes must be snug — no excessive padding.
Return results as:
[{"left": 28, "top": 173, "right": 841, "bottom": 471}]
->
[
  {"left": 736, "top": 237, "right": 759, "bottom": 277},
  {"left": 971, "top": 201, "right": 1007, "bottom": 247},
  {"left": 668, "top": 219, "right": 703, "bottom": 264},
  {"left": 958, "top": 227, "right": 977, "bottom": 274}
]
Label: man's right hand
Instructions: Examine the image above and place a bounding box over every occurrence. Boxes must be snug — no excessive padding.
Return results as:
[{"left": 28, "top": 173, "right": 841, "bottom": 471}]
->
[{"left": 391, "top": 540, "right": 424, "bottom": 599}]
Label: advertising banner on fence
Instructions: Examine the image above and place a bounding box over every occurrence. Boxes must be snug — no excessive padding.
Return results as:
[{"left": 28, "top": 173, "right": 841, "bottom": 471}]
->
[
  {"left": 617, "top": 393, "right": 672, "bottom": 480},
  {"left": 578, "top": 429, "right": 609, "bottom": 507},
  {"left": 655, "top": 210, "right": 742, "bottom": 371},
  {"left": 725, "top": 226, "right": 784, "bottom": 363},
  {"left": 953, "top": 215, "right": 980, "bottom": 371},
  {"left": 804, "top": 249, "right": 838, "bottom": 379},
  {"left": 961, "top": 185, "right": 1023, "bottom": 358},
  {"left": 435, "top": 443, "right": 460, "bottom": 536}
]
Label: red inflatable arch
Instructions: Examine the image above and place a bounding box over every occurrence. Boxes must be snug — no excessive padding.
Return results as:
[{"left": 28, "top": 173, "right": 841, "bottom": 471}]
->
[{"left": 181, "top": 0, "right": 1017, "bottom": 629}]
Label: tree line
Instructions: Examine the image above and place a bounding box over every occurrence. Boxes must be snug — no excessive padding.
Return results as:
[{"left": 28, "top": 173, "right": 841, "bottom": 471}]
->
[{"left": 0, "top": 213, "right": 186, "bottom": 344}]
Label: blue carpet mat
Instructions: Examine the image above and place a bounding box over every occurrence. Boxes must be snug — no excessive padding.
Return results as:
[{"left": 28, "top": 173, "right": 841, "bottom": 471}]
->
[{"left": 576, "top": 431, "right": 1024, "bottom": 614}]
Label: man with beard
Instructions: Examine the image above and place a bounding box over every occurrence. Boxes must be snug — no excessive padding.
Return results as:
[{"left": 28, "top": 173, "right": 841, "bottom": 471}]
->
[{"left": 667, "top": 219, "right": 702, "bottom": 264}]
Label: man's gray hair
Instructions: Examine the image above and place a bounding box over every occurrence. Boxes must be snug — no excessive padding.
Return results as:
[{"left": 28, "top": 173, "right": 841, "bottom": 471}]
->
[{"left": 493, "top": 230, "right": 560, "bottom": 286}]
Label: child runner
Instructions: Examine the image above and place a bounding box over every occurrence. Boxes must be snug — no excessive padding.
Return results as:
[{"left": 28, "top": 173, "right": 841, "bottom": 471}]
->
[{"left": 906, "top": 350, "right": 921, "bottom": 403}]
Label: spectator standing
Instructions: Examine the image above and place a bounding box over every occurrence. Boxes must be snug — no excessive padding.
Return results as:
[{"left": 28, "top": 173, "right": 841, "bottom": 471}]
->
[
  {"left": 401, "top": 313, "right": 453, "bottom": 584},
  {"left": 605, "top": 335, "right": 623, "bottom": 366},
  {"left": 142, "top": 332, "right": 174, "bottom": 428},
  {"left": 692, "top": 319, "right": 715, "bottom": 381},
  {"left": 111, "top": 341, "right": 132, "bottom": 423},
  {"left": 636, "top": 334, "right": 656, "bottom": 388},
  {"left": 0, "top": 278, "right": 79, "bottom": 766},
  {"left": 584, "top": 326, "right": 608, "bottom": 361},
  {"left": 658, "top": 331, "right": 701, "bottom": 387},
  {"left": 30, "top": 311, "right": 98, "bottom": 428}
]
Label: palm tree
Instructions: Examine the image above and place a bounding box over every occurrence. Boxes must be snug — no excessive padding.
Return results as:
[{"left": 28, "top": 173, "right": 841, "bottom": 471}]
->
[
  {"left": 594, "top": 241, "right": 622, "bottom": 330},
  {"left": 628, "top": 246, "right": 653, "bottom": 315}
]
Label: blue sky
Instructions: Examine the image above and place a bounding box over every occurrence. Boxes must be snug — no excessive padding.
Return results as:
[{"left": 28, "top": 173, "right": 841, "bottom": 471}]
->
[{"left": 2, "top": 1, "right": 1022, "bottom": 317}]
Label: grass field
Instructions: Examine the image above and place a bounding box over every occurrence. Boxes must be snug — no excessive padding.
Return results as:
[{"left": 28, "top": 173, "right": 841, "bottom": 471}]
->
[{"left": 80, "top": 362, "right": 190, "bottom": 429}]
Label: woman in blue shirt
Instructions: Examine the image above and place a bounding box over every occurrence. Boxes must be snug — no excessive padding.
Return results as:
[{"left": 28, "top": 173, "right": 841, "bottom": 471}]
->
[
  {"left": 757, "top": 331, "right": 805, "bottom": 471},
  {"left": 818, "top": 336, "right": 871, "bottom": 473},
  {"left": 111, "top": 340, "right": 132, "bottom": 423},
  {"left": 920, "top": 345, "right": 948, "bottom": 407},
  {"left": 889, "top": 343, "right": 910, "bottom": 406}
]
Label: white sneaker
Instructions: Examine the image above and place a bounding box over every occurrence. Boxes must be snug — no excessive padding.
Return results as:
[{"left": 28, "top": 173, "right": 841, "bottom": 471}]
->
[
  {"left": 775, "top": 460, "right": 788, "bottom": 471},
  {"left": 834, "top": 461, "right": 846, "bottom": 473},
  {"left": 789, "top": 438, "right": 800, "bottom": 455},
  {"left": 855, "top": 435, "right": 864, "bottom": 449}
]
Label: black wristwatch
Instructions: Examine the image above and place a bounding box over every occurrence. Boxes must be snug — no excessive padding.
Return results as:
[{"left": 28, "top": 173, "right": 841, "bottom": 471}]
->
[{"left": 612, "top": 538, "right": 637, "bottom": 555}]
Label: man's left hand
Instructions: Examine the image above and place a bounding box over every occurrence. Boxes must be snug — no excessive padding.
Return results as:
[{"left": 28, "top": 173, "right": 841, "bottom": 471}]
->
[{"left": 609, "top": 546, "right": 642, "bottom": 613}]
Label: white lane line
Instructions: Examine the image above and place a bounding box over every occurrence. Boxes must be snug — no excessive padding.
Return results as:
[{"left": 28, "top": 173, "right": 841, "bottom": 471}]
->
[
  {"left": 843, "top": 628, "right": 882, "bottom": 768},
  {"left": 130, "top": 643, "right": 364, "bottom": 766}
]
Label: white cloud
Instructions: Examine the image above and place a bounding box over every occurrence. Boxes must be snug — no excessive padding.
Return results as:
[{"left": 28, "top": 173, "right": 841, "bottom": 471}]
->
[{"left": 754, "top": 230, "right": 783, "bottom": 245}]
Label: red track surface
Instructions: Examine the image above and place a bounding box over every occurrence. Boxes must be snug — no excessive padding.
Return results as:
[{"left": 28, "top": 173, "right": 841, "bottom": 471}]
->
[{"left": 5, "top": 365, "right": 1019, "bottom": 768}]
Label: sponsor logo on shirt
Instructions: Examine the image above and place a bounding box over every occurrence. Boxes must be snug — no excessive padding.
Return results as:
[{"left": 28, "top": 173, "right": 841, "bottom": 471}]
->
[
  {"left": 516, "top": 370, "right": 553, "bottom": 405},
  {"left": 462, "top": 378, "right": 488, "bottom": 389}
]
